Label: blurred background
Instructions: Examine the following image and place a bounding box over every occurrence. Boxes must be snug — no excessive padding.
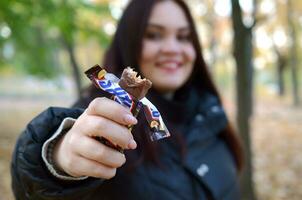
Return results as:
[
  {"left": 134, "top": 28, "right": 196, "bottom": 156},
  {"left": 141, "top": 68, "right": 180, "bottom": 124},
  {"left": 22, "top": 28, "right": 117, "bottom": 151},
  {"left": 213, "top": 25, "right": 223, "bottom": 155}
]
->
[{"left": 0, "top": 0, "right": 302, "bottom": 199}]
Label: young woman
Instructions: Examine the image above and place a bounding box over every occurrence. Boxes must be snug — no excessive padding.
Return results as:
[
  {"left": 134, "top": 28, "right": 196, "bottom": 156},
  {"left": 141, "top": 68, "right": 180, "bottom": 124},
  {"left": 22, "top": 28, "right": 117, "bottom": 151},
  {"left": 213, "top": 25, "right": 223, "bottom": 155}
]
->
[{"left": 11, "top": 0, "right": 244, "bottom": 199}]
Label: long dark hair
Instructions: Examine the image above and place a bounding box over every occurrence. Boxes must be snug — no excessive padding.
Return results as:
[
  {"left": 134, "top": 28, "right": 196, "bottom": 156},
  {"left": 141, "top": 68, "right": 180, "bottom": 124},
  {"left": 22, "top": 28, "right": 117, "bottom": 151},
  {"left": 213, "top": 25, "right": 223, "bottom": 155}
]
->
[{"left": 86, "top": 0, "right": 244, "bottom": 171}]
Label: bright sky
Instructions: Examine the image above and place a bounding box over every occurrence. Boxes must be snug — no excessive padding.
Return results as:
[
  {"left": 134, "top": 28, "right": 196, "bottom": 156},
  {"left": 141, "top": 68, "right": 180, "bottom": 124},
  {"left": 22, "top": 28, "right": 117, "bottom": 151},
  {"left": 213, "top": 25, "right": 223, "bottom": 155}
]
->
[
  {"left": 214, "top": 0, "right": 254, "bottom": 17},
  {"left": 214, "top": 0, "right": 274, "bottom": 17},
  {"left": 106, "top": 0, "right": 275, "bottom": 19}
]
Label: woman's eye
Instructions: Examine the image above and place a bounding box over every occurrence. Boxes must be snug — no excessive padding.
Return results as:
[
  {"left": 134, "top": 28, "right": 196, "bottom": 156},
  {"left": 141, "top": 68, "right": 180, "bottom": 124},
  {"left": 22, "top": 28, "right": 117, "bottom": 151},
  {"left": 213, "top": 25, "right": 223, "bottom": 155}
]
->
[
  {"left": 177, "top": 33, "right": 192, "bottom": 42},
  {"left": 145, "top": 31, "right": 162, "bottom": 40}
]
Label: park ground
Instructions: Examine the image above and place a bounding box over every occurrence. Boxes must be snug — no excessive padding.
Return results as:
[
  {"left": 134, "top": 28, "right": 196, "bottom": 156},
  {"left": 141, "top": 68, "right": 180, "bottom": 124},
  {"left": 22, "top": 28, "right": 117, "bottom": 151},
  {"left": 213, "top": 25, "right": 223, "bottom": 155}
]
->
[{"left": 1, "top": 92, "right": 302, "bottom": 200}]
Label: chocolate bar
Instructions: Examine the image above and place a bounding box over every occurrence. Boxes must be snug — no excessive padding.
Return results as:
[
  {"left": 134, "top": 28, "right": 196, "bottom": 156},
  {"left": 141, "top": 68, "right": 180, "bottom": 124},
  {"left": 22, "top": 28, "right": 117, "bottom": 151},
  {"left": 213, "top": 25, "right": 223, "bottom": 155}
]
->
[
  {"left": 85, "top": 65, "right": 170, "bottom": 151},
  {"left": 119, "top": 67, "right": 152, "bottom": 100}
]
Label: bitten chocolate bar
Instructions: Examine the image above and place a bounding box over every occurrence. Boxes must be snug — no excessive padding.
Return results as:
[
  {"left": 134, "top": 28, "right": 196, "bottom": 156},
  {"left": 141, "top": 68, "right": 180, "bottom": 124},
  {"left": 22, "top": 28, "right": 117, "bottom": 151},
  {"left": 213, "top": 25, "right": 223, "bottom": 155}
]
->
[
  {"left": 119, "top": 67, "right": 152, "bottom": 100},
  {"left": 85, "top": 65, "right": 170, "bottom": 151}
]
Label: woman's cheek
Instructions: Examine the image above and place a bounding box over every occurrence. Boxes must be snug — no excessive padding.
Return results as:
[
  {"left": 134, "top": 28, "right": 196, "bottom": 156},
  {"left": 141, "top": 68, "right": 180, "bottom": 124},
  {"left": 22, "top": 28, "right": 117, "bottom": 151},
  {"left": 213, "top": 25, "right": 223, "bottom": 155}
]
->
[
  {"left": 140, "top": 41, "right": 158, "bottom": 80},
  {"left": 184, "top": 45, "right": 196, "bottom": 62},
  {"left": 142, "top": 41, "right": 160, "bottom": 61}
]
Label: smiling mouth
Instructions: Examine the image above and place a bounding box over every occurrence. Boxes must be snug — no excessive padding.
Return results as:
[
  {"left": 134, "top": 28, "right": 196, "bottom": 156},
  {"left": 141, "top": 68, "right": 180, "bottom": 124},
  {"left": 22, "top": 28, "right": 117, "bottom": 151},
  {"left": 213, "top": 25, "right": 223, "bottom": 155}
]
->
[{"left": 156, "top": 61, "right": 182, "bottom": 72}]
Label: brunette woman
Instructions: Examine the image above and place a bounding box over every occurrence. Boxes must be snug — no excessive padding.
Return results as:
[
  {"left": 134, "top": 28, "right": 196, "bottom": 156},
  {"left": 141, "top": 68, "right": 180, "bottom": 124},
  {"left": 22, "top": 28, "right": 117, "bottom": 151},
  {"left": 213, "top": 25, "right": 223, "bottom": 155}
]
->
[{"left": 11, "top": 0, "right": 243, "bottom": 199}]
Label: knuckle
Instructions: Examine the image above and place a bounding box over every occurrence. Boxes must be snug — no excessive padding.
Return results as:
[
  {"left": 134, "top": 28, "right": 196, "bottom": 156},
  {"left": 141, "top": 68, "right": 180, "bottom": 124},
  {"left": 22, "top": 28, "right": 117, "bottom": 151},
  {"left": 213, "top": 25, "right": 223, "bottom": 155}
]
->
[
  {"left": 95, "top": 117, "right": 107, "bottom": 131},
  {"left": 96, "top": 97, "right": 107, "bottom": 104},
  {"left": 73, "top": 116, "right": 88, "bottom": 133},
  {"left": 89, "top": 97, "right": 107, "bottom": 110},
  {"left": 85, "top": 117, "right": 96, "bottom": 130},
  {"left": 67, "top": 133, "right": 81, "bottom": 148},
  {"left": 88, "top": 99, "right": 98, "bottom": 110},
  {"left": 113, "top": 102, "right": 126, "bottom": 113},
  {"left": 95, "top": 145, "right": 106, "bottom": 159},
  {"left": 86, "top": 116, "right": 106, "bottom": 134}
]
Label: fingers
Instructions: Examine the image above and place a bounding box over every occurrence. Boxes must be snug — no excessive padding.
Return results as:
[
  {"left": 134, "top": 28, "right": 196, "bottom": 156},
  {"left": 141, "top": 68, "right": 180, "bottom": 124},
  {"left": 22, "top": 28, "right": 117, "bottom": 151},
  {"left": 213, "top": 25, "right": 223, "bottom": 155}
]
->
[
  {"left": 66, "top": 156, "right": 117, "bottom": 179},
  {"left": 53, "top": 96, "right": 140, "bottom": 179},
  {"left": 76, "top": 136, "right": 126, "bottom": 168},
  {"left": 76, "top": 115, "right": 136, "bottom": 149},
  {"left": 87, "top": 97, "right": 137, "bottom": 126}
]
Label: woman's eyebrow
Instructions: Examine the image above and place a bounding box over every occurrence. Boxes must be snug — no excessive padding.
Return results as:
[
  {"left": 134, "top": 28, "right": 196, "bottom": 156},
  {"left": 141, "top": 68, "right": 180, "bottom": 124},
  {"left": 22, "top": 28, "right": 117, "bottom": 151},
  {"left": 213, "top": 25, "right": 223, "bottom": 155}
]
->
[
  {"left": 147, "top": 24, "right": 164, "bottom": 30},
  {"left": 147, "top": 23, "right": 190, "bottom": 31}
]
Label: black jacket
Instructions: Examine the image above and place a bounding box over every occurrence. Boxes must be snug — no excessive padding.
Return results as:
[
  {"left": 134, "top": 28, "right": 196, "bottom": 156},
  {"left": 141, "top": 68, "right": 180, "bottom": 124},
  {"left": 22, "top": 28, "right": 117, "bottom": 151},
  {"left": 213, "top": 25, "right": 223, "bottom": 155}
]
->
[{"left": 11, "top": 89, "right": 240, "bottom": 200}]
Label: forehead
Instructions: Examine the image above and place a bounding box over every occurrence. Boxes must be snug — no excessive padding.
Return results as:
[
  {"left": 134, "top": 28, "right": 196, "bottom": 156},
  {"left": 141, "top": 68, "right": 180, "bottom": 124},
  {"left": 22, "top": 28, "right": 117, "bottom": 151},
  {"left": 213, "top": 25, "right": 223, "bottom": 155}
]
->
[{"left": 148, "top": 1, "right": 189, "bottom": 28}]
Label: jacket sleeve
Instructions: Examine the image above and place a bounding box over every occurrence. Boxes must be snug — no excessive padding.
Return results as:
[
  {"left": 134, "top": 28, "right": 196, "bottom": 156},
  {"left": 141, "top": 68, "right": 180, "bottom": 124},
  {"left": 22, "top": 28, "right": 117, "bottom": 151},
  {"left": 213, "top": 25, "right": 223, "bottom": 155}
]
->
[{"left": 11, "top": 107, "right": 105, "bottom": 200}]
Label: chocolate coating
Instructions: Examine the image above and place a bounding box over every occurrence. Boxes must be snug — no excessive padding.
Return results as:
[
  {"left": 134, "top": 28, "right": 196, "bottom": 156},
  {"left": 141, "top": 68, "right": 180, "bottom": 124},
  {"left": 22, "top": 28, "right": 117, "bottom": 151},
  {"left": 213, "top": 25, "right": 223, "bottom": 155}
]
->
[{"left": 119, "top": 67, "right": 152, "bottom": 100}]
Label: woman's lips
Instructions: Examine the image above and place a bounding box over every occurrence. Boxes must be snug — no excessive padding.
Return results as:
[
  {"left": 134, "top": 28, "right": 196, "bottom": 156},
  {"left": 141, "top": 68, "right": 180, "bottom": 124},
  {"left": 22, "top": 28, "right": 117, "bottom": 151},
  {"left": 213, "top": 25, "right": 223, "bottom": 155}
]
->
[{"left": 155, "top": 60, "right": 182, "bottom": 73}]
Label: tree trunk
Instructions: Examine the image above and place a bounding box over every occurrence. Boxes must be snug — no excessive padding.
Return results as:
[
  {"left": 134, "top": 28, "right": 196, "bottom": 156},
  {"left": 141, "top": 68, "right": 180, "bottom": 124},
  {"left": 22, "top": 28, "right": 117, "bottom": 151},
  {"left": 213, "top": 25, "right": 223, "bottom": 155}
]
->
[
  {"left": 61, "top": 38, "right": 82, "bottom": 98},
  {"left": 231, "top": 0, "right": 256, "bottom": 200},
  {"left": 277, "top": 58, "right": 286, "bottom": 96},
  {"left": 287, "top": 0, "right": 300, "bottom": 106},
  {"left": 274, "top": 48, "right": 286, "bottom": 96}
]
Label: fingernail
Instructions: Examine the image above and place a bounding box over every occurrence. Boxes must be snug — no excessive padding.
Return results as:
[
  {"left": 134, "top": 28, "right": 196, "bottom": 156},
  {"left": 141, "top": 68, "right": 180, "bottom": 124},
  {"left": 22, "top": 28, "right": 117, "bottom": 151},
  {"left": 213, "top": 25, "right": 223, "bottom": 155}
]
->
[
  {"left": 128, "top": 139, "right": 137, "bottom": 149},
  {"left": 124, "top": 114, "right": 137, "bottom": 124}
]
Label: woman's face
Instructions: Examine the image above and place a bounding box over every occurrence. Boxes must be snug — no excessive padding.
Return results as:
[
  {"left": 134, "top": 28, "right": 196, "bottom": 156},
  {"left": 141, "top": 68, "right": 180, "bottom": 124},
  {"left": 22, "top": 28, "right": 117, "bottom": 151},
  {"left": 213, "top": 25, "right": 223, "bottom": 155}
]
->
[{"left": 139, "top": 0, "right": 196, "bottom": 94}]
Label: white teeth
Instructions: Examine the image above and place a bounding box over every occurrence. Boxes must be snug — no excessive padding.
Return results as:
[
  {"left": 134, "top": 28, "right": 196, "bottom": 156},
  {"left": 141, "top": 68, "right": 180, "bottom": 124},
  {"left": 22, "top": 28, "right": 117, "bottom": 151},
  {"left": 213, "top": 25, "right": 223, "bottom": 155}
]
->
[{"left": 161, "top": 63, "right": 178, "bottom": 69}]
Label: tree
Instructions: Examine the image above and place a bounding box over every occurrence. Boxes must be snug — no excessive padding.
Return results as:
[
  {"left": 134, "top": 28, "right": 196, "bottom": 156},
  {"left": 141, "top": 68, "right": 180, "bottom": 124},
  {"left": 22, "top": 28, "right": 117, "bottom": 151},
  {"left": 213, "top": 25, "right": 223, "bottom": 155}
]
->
[
  {"left": 231, "top": 0, "right": 257, "bottom": 199},
  {"left": 0, "top": 0, "right": 112, "bottom": 97},
  {"left": 272, "top": 42, "right": 287, "bottom": 96},
  {"left": 287, "top": 0, "right": 300, "bottom": 106}
]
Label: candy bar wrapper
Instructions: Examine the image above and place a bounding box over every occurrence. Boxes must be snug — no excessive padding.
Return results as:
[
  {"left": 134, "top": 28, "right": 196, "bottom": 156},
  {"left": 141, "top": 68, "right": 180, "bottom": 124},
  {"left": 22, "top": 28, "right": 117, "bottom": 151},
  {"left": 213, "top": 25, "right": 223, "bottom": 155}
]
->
[
  {"left": 140, "top": 98, "right": 171, "bottom": 141},
  {"left": 85, "top": 65, "right": 170, "bottom": 144}
]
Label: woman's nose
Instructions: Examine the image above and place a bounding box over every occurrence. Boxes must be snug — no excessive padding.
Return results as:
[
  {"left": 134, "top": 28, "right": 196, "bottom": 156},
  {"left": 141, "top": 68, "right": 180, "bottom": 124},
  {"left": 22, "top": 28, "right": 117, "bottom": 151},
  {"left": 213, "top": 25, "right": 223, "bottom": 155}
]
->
[{"left": 160, "top": 37, "right": 181, "bottom": 54}]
